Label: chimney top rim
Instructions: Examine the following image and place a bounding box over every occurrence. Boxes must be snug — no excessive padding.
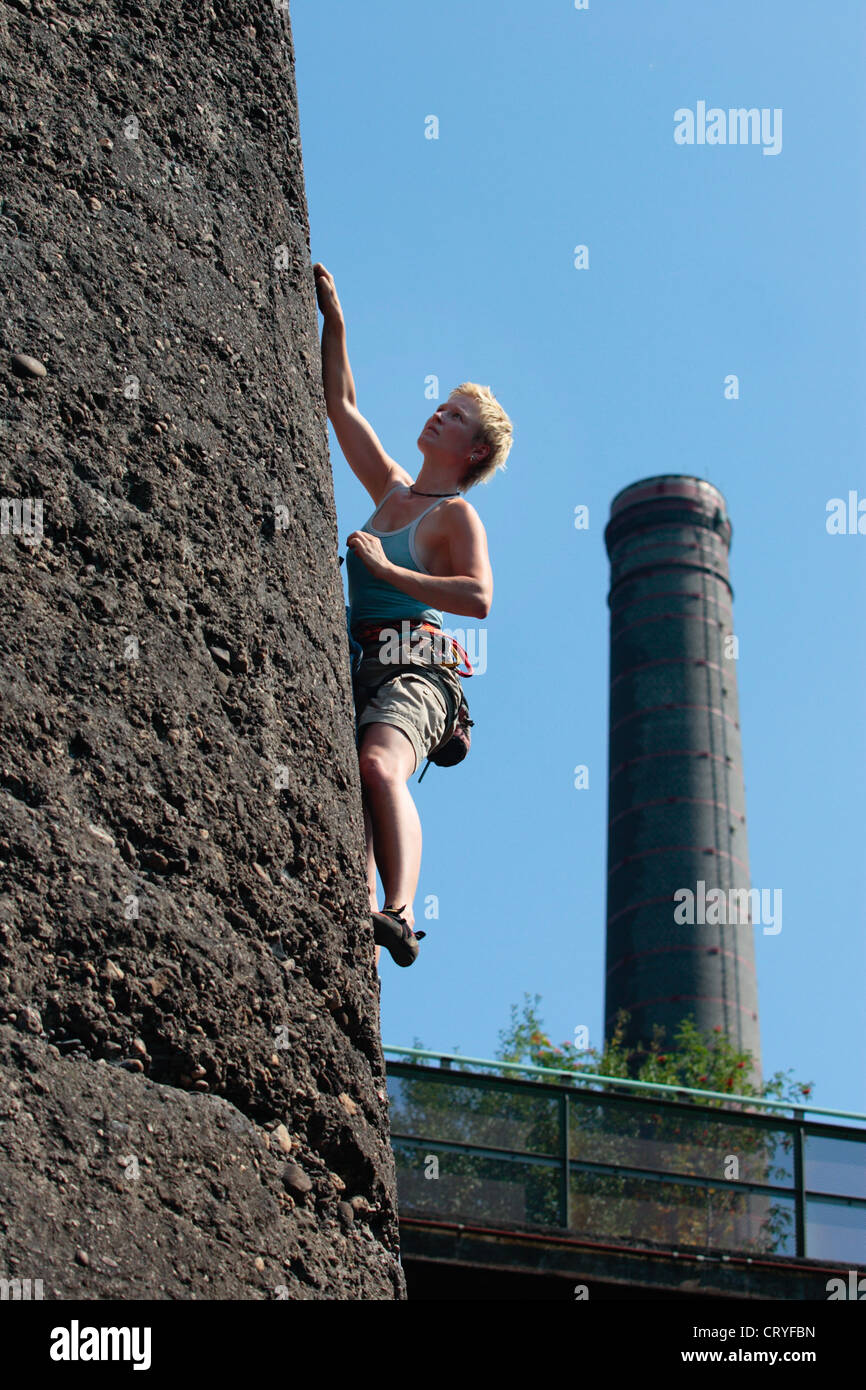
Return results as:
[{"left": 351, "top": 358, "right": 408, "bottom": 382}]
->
[{"left": 609, "top": 475, "right": 729, "bottom": 514}]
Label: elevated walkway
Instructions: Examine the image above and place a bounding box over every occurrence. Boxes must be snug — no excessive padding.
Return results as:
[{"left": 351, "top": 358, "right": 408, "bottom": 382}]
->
[{"left": 384, "top": 1048, "right": 866, "bottom": 1299}]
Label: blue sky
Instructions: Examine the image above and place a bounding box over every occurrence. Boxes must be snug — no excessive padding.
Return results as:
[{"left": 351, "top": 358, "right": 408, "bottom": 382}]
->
[{"left": 292, "top": 0, "right": 865, "bottom": 1118}]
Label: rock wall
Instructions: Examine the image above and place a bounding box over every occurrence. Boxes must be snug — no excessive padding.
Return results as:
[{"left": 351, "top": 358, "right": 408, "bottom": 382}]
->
[{"left": 0, "top": 0, "right": 404, "bottom": 1299}]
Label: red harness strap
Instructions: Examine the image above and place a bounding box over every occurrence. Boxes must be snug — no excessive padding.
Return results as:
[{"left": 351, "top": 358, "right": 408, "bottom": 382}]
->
[{"left": 352, "top": 619, "right": 474, "bottom": 678}]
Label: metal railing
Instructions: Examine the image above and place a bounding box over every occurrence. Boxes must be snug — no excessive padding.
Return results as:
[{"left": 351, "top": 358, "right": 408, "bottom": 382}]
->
[{"left": 384, "top": 1049, "right": 866, "bottom": 1262}]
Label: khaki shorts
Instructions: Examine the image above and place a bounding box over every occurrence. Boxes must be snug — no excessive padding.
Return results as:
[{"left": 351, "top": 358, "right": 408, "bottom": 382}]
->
[{"left": 352, "top": 631, "right": 462, "bottom": 776}]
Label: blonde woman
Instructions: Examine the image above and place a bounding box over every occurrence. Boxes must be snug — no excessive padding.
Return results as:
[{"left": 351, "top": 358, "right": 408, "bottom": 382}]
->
[{"left": 314, "top": 263, "right": 512, "bottom": 967}]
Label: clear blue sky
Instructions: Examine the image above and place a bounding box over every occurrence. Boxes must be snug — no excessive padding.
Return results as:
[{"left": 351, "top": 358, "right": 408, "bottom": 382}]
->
[{"left": 292, "top": 0, "right": 865, "bottom": 1117}]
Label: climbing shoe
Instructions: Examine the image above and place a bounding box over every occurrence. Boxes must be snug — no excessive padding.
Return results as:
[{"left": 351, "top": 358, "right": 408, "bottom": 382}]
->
[{"left": 372, "top": 904, "right": 426, "bottom": 967}]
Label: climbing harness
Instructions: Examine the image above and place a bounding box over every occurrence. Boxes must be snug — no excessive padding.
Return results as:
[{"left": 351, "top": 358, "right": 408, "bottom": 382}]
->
[
  {"left": 345, "top": 609, "right": 475, "bottom": 781},
  {"left": 351, "top": 618, "right": 473, "bottom": 675}
]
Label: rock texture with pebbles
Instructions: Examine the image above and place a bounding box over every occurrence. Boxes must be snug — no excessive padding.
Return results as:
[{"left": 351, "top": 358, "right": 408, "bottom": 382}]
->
[{"left": 0, "top": 0, "right": 403, "bottom": 1299}]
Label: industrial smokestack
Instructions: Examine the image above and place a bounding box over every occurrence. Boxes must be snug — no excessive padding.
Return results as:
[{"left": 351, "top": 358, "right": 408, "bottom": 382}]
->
[{"left": 603, "top": 476, "right": 762, "bottom": 1077}]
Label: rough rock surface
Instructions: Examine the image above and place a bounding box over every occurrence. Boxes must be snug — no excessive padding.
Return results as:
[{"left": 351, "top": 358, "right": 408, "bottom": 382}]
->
[{"left": 0, "top": 0, "right": 404, "bottom": 1298}]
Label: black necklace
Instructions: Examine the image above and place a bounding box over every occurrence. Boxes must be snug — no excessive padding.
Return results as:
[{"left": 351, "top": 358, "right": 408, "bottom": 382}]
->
[{"left": 409, "top": 485, "right": 460, "bottom": 497}]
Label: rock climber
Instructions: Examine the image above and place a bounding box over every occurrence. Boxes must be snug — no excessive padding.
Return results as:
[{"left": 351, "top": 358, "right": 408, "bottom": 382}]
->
[{"left": 313, "top": 262, "right": 513, "bottom": 968}]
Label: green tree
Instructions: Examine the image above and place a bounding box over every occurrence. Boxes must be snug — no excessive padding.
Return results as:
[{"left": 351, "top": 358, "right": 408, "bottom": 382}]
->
[{"left": 496, "top": 994, "right": 814, "bottom": 1111}]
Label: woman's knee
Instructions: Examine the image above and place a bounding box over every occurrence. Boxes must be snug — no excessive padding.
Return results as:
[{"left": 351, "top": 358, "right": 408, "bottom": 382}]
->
[
  {"left": 359, "top": 745, "right": 399, "bottom": 790},
  {"left": 358, "top": 727, "right": 414, "bottom": 788}
]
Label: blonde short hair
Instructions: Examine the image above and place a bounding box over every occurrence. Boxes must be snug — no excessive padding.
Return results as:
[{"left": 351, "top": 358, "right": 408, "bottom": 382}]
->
[{"left": 449, "top": 382, "right": 513, "bottom": 492}]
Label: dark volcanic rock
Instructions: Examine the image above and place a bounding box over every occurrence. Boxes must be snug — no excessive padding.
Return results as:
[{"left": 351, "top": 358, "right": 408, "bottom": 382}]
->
[
  {"left": 0, "top": 1030, "right": 401, "bottom": 1300},
  {"left": 0, "top": 0, "right": 403, "bottom": 1298}
]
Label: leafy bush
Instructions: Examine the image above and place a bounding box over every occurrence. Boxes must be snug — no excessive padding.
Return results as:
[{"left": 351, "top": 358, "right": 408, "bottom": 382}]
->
[{"left": 495, "top": 994, "right": 814, "bottom": 1110}]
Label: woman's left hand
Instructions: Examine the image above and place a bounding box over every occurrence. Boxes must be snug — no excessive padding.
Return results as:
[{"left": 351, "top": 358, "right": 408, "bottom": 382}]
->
[{"left": 346, "top": 531, "right": 391, "bottom": 579}]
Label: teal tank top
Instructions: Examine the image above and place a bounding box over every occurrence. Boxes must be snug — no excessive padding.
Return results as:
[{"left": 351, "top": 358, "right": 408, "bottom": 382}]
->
[{"left": 346, "top": 482, "right": 448, "bottom": 633}]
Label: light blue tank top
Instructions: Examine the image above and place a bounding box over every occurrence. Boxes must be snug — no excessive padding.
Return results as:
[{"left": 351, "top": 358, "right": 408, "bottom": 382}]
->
[{"left": 346, "top": 483, "right": 449, "bottom": 634}]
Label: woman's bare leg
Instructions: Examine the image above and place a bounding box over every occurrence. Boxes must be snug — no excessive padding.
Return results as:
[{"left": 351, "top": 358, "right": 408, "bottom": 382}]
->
[
  {"left": 358, "top": 722, "right": 421, "bottom": 932},
  {"left": 362, "top": 799, "right": 382, "bottom": 965}
]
